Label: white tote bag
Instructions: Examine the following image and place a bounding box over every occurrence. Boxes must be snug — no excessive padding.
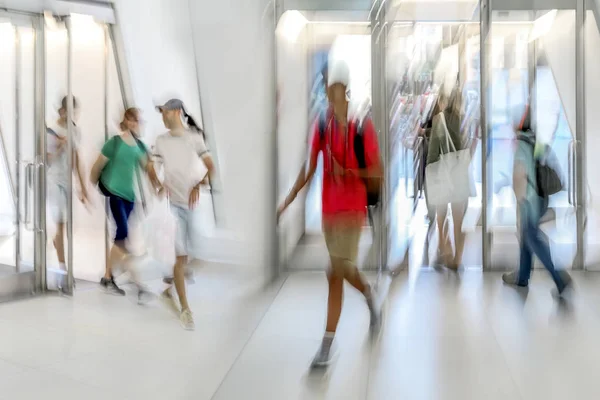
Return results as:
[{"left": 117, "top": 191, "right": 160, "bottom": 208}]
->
[{"left": 425, "top": 113, "right": 471, "bottom": 207}]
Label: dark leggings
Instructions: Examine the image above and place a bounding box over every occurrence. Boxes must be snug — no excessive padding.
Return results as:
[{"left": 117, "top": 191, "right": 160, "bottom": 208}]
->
[{"left": 109, "top": 194, "right": 134, "bottom": 244}]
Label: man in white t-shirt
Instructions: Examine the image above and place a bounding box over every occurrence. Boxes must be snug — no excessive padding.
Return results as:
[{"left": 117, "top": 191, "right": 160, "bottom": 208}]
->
[
  {"left": 152, "top": 98, "right": 215, "bottom": 330},
  {"left": 46, "top": 96, "right": 89, "bottom": 283}
]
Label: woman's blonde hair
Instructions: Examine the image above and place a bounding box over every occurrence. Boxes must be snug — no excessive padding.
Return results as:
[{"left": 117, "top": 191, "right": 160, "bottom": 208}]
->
[{"left": 119, "top": 107, "right": 140, "bottom": 131}]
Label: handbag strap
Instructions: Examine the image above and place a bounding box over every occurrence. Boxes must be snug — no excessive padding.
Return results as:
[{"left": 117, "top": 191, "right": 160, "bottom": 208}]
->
[{"left": 438, "top": 112, "right": 457, "bottom": 153}]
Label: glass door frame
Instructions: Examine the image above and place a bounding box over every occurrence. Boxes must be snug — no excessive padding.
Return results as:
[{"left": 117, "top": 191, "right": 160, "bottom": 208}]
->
[
  {"left": 0, "top": 10, "right": 46, "bottom": 299},
  {"left": 369, "top": 0, "right": 588, "bottom": 272},
  {"left": 0, "top": 2, "right": 128, "bottom": 299},
  {"left": 481, "top": 0, "right": 586, "bottom": 271}
]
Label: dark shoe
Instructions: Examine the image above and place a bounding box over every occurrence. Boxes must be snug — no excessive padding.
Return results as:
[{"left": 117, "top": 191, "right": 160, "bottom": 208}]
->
[
  {"left": 556, "top": 271, "right": 573, "bottom": 297},
  {"left": 100, "top": 277, "right": 125, "bottom": 296}
]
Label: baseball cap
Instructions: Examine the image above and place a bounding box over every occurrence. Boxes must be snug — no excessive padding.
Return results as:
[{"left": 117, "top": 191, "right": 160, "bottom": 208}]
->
[
  {"left": 328, "top": 60, "right": 350, "bottom": 88},
  {"left": 156, "top": 98, "right": 184, "bottom": 112}
]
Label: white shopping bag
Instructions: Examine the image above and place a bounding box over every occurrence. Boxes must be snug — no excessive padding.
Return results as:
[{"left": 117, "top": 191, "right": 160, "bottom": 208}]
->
[
  {"left": 425, "top": 113, "right": 471, "bottom": 207},
  {"left": 147, "top": 198, "right": 176, "bottom": 268}
]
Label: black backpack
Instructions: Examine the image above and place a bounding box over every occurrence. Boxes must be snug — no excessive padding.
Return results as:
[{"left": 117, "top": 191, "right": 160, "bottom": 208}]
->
[
  {"left": 517, "top": 133, "right": 563, "bottom": 198},
  {"left": 318, "top": 113, "right": 381, "bottom": 207}
]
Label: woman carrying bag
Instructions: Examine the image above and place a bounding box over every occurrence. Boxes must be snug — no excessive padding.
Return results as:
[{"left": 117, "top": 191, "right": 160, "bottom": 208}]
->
[
  {"left": 90, "top": 108, "right": 161, "bottom": 302},
  {"left": 425, "top": 87, "right": 471, "bottom": 270}
]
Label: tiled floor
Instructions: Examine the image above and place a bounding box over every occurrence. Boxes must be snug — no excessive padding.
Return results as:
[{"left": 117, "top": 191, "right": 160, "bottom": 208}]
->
[{"left": 0, "top": 266, "right": 599, "bottom": 400}]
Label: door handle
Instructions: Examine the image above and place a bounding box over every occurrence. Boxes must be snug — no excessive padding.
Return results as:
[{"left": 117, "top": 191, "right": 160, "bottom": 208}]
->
[
  {"left": 568, "top": 140, "right": 575, "bottom": 206},
  {"left": 22, "top": 162, "right": 34, "bottom": 230}
]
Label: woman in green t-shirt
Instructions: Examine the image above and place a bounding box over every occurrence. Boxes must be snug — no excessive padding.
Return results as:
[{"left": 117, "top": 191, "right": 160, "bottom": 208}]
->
[{"left": 90, "top": 108, "right": 161, "bottom": 301}]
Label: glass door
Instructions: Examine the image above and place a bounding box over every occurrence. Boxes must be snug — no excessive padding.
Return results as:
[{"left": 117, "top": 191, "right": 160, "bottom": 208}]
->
[
  {"left": 385, "top": 1, "right": 482, "bottom": 272},
  {"left": 0, "top": 12, "right": 47, "bottom": 299},
  {"left": 484, "top": 2, "right": 578, "bottom": 269}
]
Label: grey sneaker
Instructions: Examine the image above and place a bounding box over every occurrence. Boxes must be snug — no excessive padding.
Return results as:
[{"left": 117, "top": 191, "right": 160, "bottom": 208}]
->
[
  {"left": 502, "top": 270, "right": 518, "bottom": 285},
  {"left": 367, "top": 298, "right": 381, "bottom": 332},
  {"left": 160, "top": 289, "right": 180, "bottom": 316},
  {"left": 310, "top": 345, "right": 332, "bottom": 369},
  {"left": 180, "top": 309, "right": 195, "bottom": 331},
  {"left": 556, "top": 271, "right": 573, "bottom": 296},
  {"left": 100, "top": 277, "right": 126, "bottom": 296},
  {"left": 137, "top": 288, "right": 154, "bottom": 305},
  {"left": 162, "top": 267, "right": 195, "bottom": 285}
]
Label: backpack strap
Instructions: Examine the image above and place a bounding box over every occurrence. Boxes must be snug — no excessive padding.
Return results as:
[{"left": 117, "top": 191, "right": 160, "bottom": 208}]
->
[
  {"left": 516, "top": 134, "right": 538, "bottom": 192},
  {"left": 353, "top": 118, "right": 366, "bottom": 169},
  {"left": 318, "top": 112, "right": 327, "bottom": 144}
]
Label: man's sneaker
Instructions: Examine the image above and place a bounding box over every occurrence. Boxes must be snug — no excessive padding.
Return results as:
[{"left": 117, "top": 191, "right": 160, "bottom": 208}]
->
[
  {"left": 502, "top": 270, "right": 526, "bottom": 286},
  {"left": 367, "top": 299, "right": 381, "bottom": 333},
  {"left": 554, "top": 271, "right": 574, "bottom": 297},
  {"left": 162, "top": 268, "right": 195, "bottom": 285},
  {"left": 160, "top": 289, "right": 180, "bottom": 316},
  {"left": 310, "top": 344, "right": 333, "bottom": 369},
  {"left": 137, "top": 288, "right": 154, "bottom": 305},
  {"left": 180, "top": 309, "right": 195, "bottom": 331},
  {"left": 185, "top": 267, "right": 195, "bottom": 284},
  {"left": 100, "top": 277, "right": 125, "bottom": 296}
]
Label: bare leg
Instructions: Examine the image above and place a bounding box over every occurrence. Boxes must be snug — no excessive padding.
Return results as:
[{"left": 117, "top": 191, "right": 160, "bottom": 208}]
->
[
  {"left": 173, "top": 255, "right": 190, "bottom": 311},
  {"left": 53, "top": 223, "right": 65, "bottom": 267},
  {"left": 344, "top": 265, "right": 368, "bottom": 295},
  {"left": 436, "top": 205, "right": 452, "bottom": 264},
  {"left": 325, "top": 259, "right": 345, "bottom": 333},
  {"left": 104, "top": 242, "right": 125, "bottom": 280},
  {"left": 450, "top": 202, "right": 467, "bottom": 268}
]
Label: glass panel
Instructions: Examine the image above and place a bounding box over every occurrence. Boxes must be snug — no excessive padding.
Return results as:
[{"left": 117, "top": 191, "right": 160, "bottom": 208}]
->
[
  {"left": 17, "top": 25, "right": 36, "bottom": 273},
  {"left": 487, "top": 7, "right": 577, "bottom": 270},
  {"left": 0, "top": 22, "right": 17, "bottom": 272},
  {"left": 0, "top": 22, "right": 36, "bottom": 275},
  {"left": 386, "top": 2, "right": 482, "bottom": 271}
]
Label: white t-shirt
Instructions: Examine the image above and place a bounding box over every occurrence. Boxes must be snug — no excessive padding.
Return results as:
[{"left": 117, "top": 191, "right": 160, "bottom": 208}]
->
[
  {"left": 154, "top": 129, "right": 209, "bottom": 209},
  {"left": 46, "top": 123, "right": 81, "bottom": 188}
]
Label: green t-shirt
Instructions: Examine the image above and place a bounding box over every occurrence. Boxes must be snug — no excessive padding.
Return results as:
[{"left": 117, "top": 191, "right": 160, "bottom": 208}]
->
[{"left": 100, "top": 136, "right": 147, "bottom": 202}]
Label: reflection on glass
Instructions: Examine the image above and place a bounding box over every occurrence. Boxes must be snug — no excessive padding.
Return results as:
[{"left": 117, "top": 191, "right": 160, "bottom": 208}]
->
[
  {"left": 488, "top": 10, "right": 576, "bottom": 270},
  {"left": 387, "top": 21, "right": 482, "bottom": 270}
]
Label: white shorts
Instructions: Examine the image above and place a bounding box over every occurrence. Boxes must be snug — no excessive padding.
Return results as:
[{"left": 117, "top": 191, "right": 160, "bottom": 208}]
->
[
  {"left": 48, "top": 184, "right": 68, "bottom": 224},
  {"left": 170, "top": 204, "right": 200, "bottom": 257}
]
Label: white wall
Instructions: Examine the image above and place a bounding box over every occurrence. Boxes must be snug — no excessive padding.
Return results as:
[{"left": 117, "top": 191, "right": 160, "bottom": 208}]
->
[
  {"left": 114, "top": 0, "right": 222, "bottom": 267},
  {"left": 276, "top": 21, "right": 309, "bottom": 264},
  {"left": 188, "top": 0, "right": 277, "bottom": 270}
]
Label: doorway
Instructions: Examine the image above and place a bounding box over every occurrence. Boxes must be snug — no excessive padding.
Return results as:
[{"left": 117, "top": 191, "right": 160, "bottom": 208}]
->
[{"left": 0, "top": 5, "right": 133, "bottom": 300}]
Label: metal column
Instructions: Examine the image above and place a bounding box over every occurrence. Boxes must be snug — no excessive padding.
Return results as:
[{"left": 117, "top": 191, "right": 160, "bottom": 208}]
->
[
  {"left": 14, "top": 25, "right": 21, "bottom": 274},
  {"left": 369, "top": 0, "right": 389, "bottom": 272},
  {"left": 65, "top": 17, "right": 75, "bottom": 294},
  {"left": 270, "top": 0, "right": 282, "bottom": 282},
  {"left": 34, "top": 16, "right": 47, "bottom": 292},
  {"left": 575, "top": 0, "right": 587, "bottom": 270},
  {"left": 480, "top": 0, "right": 491, "bottom": 270}
]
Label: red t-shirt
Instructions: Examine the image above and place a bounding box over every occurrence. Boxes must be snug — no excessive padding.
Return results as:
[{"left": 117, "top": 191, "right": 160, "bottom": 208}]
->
[{"left": 310, "top": 115, "right": 380, "bottom": 223}]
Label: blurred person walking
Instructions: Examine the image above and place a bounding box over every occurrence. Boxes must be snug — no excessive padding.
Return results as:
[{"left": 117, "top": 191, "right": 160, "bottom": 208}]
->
[
  {"left": 46, "top": 96, "right": 89, "bottom": 288},
  {"left": 426, "top": 87, "right": 468, "bottom": 270},
  {"left": 154, "top": 99, "right": 215, "bottom": 331},
  {"left": 90, "top": 108, "right": 159, "bottom": 302},
  {"left": 278, "top": 60, "right": 383, "bottom": 368},
  {"left": 502, "top": 106, "right": 572, "bottom": 295}
]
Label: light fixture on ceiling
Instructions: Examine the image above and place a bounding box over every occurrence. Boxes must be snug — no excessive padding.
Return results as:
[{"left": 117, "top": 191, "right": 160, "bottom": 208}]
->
[{"left": 276, "top": 10, "right": 308, "bottom": 43}]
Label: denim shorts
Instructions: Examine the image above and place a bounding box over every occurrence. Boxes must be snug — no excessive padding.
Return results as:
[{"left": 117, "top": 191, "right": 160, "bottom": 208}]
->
[
  {"left": 109, "top": 194, "right": 135, "bottom": 242},
  {"left": 170, "top": 204, "right": 200, "bottom": 257}
]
